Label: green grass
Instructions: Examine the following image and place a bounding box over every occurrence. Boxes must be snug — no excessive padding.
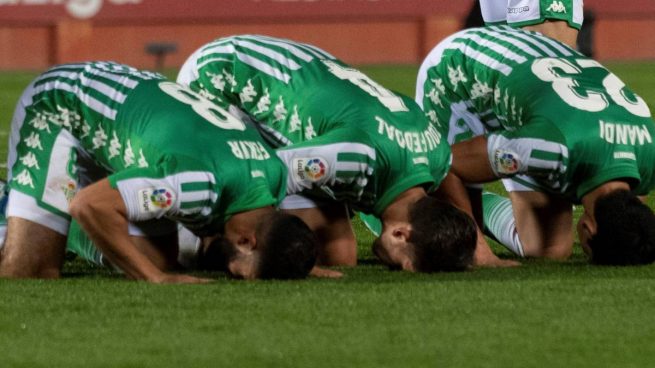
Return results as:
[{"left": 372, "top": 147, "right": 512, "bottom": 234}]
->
[{"left": 1, "top": 63, "right": 655, "bottom": 367}]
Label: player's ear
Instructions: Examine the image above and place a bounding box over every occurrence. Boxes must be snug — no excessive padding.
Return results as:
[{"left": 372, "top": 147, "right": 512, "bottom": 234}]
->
[
  {"left": 391, "top": 226, "right": 411, "bottom": 242},
  {"left": 234, "top": 233, "right": 257, "bottom": 253}
]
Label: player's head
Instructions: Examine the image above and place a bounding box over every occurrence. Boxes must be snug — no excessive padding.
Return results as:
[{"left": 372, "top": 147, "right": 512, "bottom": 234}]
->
[
  {"left": 374, "top": 195, "right": 477, "bottom": 272},
  {"left": 586, "top": 190, "right": 655, "bottom": 266},
  {"left": 253, "top": 212, "right": 318, "bottom": 279},
  {"left": 203, "top": 210, "right": 317, "bottom": 279}
]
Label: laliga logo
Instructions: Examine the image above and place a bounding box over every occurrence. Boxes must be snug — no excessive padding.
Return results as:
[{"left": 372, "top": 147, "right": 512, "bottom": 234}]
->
[
  {"left": 150, "top": 188, "right": 173, "bottom": 209},
  {"left": 304, "top": 158, "right": 326, "bottom": 181}
]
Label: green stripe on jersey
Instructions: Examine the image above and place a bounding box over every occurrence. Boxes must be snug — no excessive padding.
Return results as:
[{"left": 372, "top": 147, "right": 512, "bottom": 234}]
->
[
  {"left": 530, "top": 150, "right": 562, "bottom": 162},
  {"left": 181, "top": 181, "right": 212, "bottom": 192},
  {"left": 336, "top": 152, "right": 374, "bottom": 164},
  {"left": 180, "top": 199, "right": 210, "bottom": 210},
  {"left": 335, "top": 171, "right": 363, "bottom": 179}
]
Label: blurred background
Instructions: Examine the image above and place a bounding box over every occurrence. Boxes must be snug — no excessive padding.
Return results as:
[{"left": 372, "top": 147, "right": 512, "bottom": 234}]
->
[{"left": 1, "top": 0, "right": 653, "bottom": 71}]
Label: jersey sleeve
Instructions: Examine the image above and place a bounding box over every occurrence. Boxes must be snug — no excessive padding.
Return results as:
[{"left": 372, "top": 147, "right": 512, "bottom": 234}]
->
[
  {"left": 275, "top": 129, "right": 377, "bottom": 211},
  {"left": 486, "top": 121, "right": 570, "bottom": 191},
  {"left": 107, "top": 164, "right": 220, "bottom": 233}
]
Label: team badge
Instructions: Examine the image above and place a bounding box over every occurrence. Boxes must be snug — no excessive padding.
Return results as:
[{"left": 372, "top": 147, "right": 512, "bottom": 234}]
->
[
  {"left": 62, "top": 180, "right": 78, "bottom": 204},
  {"left": 138, "top": 187, "right": 175, "bottom": 213},
  {"left": 493, "top": 149, "right": 520, "bottom": 175},
  {"left": 293, "top": 157, "right": 328, "bottom": 182}
]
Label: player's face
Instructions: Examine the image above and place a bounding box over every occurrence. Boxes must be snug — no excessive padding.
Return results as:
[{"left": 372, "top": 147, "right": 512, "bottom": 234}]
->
[
  {"left": 202, "top": 234, "right": 258, "bottom": 279},
  {"left": 226, "top": 253, "right": 258, "bottom": 280},
  {"left": 576, "top": 211, "right": 596, "bottom": 257},
  {"left": 372, "top": 230, "right": 416, "bottom": 272}
]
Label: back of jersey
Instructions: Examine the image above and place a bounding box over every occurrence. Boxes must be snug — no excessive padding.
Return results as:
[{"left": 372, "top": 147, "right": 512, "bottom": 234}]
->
[
  {"left": 25, "top": 61, "right": 286, "bottom": 233},
  {"left": 178, "top": 35, "right": 451, "bottom": 209},
  {"left": 417, "top": 26, "right": 655, "bottom": 199},
  {"left": 417, "top": 26, "right": 582, "bottom": 134}
]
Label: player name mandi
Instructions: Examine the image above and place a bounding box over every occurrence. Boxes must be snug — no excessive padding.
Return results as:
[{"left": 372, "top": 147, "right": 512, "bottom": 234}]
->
[{"left": 599, "top": 120, "right": 652, "bottom": 145}]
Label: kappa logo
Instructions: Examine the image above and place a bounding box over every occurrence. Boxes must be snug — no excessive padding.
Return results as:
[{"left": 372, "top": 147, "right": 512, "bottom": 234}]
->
[
  {"left": 546, "top": 1, "right": 567, "bottom": 13},
  {"left": 293, "top": 157, "right": 328, "bottom": 182},
  {"left": 494, "top": 149, "right": 520, "bottom": 175},
  {"left": 138, "top": 187, "right": 175, "bottom": 213}
]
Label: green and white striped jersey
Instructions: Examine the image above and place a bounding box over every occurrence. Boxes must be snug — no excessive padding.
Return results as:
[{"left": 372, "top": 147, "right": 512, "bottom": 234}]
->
[
  {"left": 178, "top": 35, "right": 450, "bottom": 215},
  {"left": 14, "top": 62, "right": 286, "bottom": 234},
  {"left": 417, "top": 26, "right": 655, "bottom": 201}
]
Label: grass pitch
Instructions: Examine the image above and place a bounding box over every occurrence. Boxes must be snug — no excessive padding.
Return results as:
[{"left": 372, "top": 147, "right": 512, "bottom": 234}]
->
[{"left": 1, "top": 64, "right": 655, "bottom": 368}]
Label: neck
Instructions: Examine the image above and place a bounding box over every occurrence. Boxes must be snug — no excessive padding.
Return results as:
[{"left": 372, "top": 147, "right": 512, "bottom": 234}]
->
[
  {"left": 581, "top": 181, "right": 630, "bottom": 216},
  {"left": 381, "top": 187, "right": 426, "bottom": 225},
  {"left": 223, "top": 206, "right": 274, "bottom": 248}
]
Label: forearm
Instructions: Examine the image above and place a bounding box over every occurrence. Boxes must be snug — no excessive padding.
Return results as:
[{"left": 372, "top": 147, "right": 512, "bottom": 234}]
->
[
  {"left": 435, "top": 171, "right": 476, "bottom": 218},
  {"left": 79, "top": 211, "right": 164, "bottom": 281},
  {"left": 69, "top": 180, "right": 166, "bottom": 282},
  {"left": 437, "top": 170, "right": 517, "bottom": 267},
  {"left": 450, "top": 136, "right": 497, "bottom": 183}
]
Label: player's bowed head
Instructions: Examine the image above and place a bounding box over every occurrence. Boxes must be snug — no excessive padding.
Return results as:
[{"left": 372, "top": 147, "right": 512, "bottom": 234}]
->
[
  {"left": 201, "top": 208, "right": 318, "bottom": 279},
  {"left": 578, "top": 188, "right": 655, "bottom": 266},
  {"left": 374, "top": 187, "right": 477, "bottom": 272}
]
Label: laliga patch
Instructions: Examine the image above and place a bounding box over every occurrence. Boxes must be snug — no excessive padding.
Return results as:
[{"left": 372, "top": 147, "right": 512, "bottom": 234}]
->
[
  {"left": 138, "top": 187, "right": 175, "bottom": 214},
  {"left": 493, "top": 149, "right": 520, "bottom": 175},
  {"left": 292, "top": 157, "right": 328, "bottom": 182}
]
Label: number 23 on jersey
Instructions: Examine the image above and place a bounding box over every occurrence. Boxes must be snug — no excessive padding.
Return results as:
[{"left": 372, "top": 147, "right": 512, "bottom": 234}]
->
[{"left": 532, "top": 58, "right": 651, "bottom": 118}]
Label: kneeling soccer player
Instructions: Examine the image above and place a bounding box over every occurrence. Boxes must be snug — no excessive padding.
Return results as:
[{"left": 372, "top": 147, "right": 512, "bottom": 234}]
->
[
  {"left": 0, "top": 62, "right": 317, "bottom": 282},
  {"left": 416, "top": 26, "right": 655, "bottom": 265},
  {"left": 177, "top": 34, "right": 477, "bottom": 272}
]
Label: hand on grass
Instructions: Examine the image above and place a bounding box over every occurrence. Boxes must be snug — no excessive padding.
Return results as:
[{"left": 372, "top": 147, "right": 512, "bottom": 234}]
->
[
  {"left": 151, "top": 273, "right": 213, "bottom": 284},
  {"left": 310, "top": 266, "right": 343, "bottom": 278},
  {"left": 474, "top": 254, "right": 521, "bottom": 268}
]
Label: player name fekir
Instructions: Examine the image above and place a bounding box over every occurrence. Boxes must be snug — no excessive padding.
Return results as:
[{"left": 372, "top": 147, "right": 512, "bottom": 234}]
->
[
  {"left": 599, "top": 120, "right": 652, "bottom": 146},
  {"left": 375, "top": 116, "right": 442, "bottom": 153},
  {"left": 227, "top": 140, "right": 271, "bottom": 160}
]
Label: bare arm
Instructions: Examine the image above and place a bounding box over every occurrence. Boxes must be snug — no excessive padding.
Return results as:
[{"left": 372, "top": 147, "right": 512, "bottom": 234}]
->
[
  {"left": 69, "top": 179, "right": 210, "bottom": 284},
  {"left": 438, "top": 136, "right": 520, "bottom": 267},
  {"left": 282, "top": 205, "right": 356, "bottom": 267}
]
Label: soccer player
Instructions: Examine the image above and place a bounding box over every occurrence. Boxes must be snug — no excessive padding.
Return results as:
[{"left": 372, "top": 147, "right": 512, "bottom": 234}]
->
[
  {"left": 416, "top": 26, "right": 655, "bottom": 265},
  {"left": 479, "top": 0, "right": 583, "bottom": 47},
  {"left": 177, "top": 35, "right": 477, "bottom": 272},
  {"left": 0, "top": 62, "right": 318, "bottom": 282}
]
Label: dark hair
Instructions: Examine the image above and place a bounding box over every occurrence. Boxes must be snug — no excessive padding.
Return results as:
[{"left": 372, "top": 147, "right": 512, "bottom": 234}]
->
[
  {"left": 198, "top": 236, "right": 234, "bottom": 272},
  {"left": 408, "top": 196, "right": 477, "bottom": 272},
  {"left": 256, "top": 213, "right": 318, "bottom": 279},
  {"left": 589, "top": 190, "right": 655, "bottom": 266}
]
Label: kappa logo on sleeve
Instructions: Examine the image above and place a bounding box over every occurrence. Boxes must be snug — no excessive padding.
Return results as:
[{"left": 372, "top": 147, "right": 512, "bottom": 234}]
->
[
  {"left": 292, "top": 157, "right": 328, "bottom": 182},
  {"left": 138, "top": 187, "right": 175, "bottom": 213},
  {"left": 493, "top": 149, "right": 520, "bottom": 175}
]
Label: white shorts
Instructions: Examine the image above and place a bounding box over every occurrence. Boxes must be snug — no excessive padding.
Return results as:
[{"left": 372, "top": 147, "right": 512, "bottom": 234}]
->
[
  {"left": 480, "top": 0, "right": 584, "bottom": 30},
  {"left": 7, "top": 83, "right": 175, "bottom": 236}
]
